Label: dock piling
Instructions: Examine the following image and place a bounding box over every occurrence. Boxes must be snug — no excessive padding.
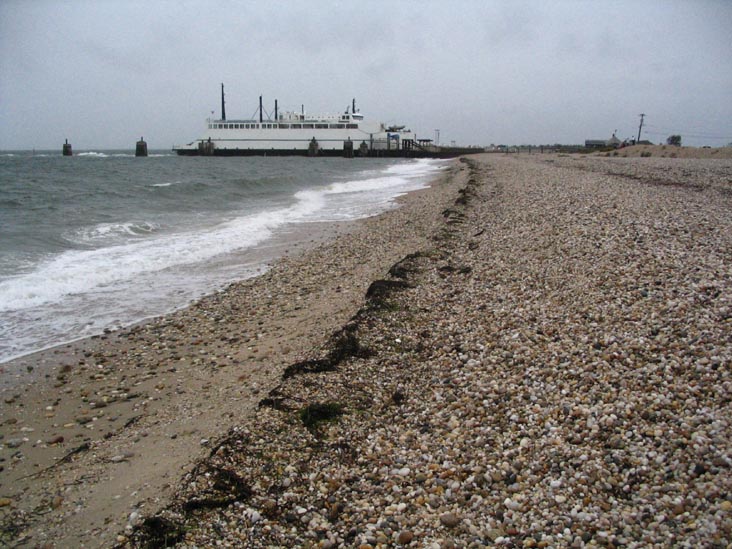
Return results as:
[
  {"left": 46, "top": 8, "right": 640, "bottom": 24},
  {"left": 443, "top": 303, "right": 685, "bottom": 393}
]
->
[
  {"left": 135, "top": 137, "right": 148, "bottom": 157},
  {"left": 198, "top": 138, "right": 215, "bottom": 156},
  {"left": 308, "top": 138, "right": 320, "bottom": 157}
]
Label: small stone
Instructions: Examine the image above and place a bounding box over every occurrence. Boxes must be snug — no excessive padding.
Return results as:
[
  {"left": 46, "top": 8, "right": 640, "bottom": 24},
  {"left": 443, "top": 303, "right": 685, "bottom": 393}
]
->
[
  {"left": 439, "top": 512, "right": 460, "bottom": 528},
  {"left": 47, "top": 435, "right": 64, "bottom": 445},
  {"left": 504, "top": 497, "right": 521, "bottom": 510},
  {"left": 0, "top": 498, "right": 12, "bottom": 507},
  {"left": 397, "top": 530, "right": 414, "bottom": 544},
  {"left": 262, "top": 499, "right": 278, "bottom": 517},
  {"left": 486, "top": 528, "right": 505, "bottom": 541},
  {"left": 5, "top": 438, "right": 24, "bottom": 448}
]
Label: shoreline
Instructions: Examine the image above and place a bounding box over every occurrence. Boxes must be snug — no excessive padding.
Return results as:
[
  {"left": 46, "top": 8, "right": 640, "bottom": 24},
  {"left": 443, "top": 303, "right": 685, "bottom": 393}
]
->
[
  {"left": 2, "top": 152, "right": 731, "bottom": 547},
  {"left": 0, "top": 154, "right": 443, "bottom": 375},
  {"left": 0, "top": 160, "right": 463, "bottom": 547},
  {"left": 0, "top": 216, "right": 357, "bottom": 387}
]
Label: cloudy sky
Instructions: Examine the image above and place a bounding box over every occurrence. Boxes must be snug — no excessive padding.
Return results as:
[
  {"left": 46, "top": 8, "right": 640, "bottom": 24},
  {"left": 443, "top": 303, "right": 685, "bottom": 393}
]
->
[{"left": 1, "top": 0, "right": 730, "bottom": 150}]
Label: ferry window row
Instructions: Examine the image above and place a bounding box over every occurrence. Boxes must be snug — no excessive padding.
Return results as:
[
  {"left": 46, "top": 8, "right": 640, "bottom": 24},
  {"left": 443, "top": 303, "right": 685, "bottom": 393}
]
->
[{"left": 210, "top": 123, "right": 359, "bottom": 130}]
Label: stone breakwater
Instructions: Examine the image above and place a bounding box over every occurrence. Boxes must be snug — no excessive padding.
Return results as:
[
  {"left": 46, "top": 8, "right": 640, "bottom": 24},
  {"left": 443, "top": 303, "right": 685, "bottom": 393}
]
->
[{"left": 126, "top": 154, "right": 732, "bottom": 548}]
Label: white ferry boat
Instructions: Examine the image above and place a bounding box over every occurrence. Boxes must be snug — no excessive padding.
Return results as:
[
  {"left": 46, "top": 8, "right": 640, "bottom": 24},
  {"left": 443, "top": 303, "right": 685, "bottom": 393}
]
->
[{"left": 173, "top": 85, "right": 423, "bottom": 157}]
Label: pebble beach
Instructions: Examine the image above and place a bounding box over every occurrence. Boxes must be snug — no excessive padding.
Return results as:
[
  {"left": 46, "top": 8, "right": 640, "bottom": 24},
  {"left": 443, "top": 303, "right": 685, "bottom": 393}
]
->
[{"left": 2, "top": 152, "right": 731, "bottom": 547}]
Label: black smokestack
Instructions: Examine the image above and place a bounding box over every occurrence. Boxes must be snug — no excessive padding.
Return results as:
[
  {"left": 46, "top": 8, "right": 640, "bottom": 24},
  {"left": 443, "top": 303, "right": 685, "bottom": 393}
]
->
[{"left": 221, "top": 83, "right": 226, "bottom": 121}]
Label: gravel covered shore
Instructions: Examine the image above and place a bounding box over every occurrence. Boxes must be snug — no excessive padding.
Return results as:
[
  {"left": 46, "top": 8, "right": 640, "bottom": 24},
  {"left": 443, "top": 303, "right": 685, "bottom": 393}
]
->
[
  {"left": 3, "top": 153, "right": 731, "bottom": 547},
  {"left": 123, "top": 153, "right": 732, "bottom": 548}
]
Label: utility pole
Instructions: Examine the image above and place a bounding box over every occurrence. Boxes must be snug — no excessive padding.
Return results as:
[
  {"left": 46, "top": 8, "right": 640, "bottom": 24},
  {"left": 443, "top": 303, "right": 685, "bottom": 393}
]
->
[
  {"left": 636, "top": 113, "right": 645, "bottom": 143},
  {"left": 434, "top": 129, "right": 440, "bottom": 146}
]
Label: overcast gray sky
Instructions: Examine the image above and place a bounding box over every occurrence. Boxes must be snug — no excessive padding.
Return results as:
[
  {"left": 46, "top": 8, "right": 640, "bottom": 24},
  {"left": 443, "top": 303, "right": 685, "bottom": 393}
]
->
[{"left": 1, "top": 0, "right": 730, "bottom": 150}]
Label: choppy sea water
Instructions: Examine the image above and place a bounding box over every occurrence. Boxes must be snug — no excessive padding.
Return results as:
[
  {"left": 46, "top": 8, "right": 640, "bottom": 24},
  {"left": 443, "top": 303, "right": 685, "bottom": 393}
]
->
[{"left": 0, "top": 151, "right": 446, "bottom": 367}]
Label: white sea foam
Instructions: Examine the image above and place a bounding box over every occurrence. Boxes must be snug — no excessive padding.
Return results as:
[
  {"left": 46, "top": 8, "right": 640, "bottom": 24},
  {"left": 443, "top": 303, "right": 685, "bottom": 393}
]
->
[
  {"left": 76, "top": 151, "right": 109, "bottom": 157},
  {"left": 0, "top": 187, "right": 326, "bottom": 313},
  {"left": 65, "top": 221, "right": 162, "bottom": 245},
  {"left": 0, "top": 157, "right": 445, "bottom": 365},
  {"left": 306, "top": 158, "right": 446, "bottom": 221}
]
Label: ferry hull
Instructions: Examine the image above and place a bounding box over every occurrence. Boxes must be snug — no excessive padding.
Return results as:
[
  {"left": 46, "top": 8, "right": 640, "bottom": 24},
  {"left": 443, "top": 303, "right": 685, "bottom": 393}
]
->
[{"left": 173, "top": 147, "right": 470, "bottom": 158}]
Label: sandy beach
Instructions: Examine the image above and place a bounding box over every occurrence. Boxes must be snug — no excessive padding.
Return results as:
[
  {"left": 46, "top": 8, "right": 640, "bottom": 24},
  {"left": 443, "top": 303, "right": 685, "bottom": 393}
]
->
[{"left": 2, "top": 151, "right": 732, "bottom": 547}]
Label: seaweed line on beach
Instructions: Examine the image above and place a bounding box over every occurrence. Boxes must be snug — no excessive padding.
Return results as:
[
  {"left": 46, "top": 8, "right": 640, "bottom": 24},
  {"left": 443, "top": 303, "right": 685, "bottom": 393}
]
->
[{"left": 123, "top": 159, "right": 483, "bottom": 548}]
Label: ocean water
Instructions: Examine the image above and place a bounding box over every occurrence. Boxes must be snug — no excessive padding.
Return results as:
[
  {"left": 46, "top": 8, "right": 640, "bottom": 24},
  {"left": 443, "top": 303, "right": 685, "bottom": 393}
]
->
[{"left": 0, "top": 151, "right": 445, "bottom": 367}]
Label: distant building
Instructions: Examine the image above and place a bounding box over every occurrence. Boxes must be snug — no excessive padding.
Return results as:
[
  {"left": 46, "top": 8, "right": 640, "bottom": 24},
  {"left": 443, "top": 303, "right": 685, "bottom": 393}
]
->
[
  {"left": 585, "top": 140, "right": 607, "bottom": 149},
  {"left": 585, "top": 132, "right": 621, "bottom": 149},
  {"left": 607, "top": 133, "right": 621, "bottom": 147}
]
